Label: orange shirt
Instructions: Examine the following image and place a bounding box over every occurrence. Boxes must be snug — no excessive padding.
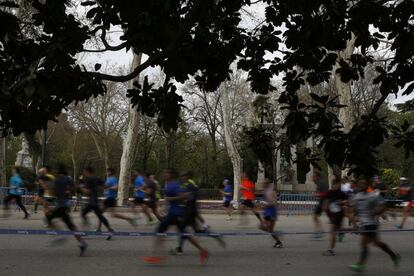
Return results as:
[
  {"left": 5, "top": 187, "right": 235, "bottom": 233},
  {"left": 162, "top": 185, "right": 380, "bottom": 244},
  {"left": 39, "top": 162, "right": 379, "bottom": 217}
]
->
[
  {"left": 367, "top": 186, "right": 374, "bottom": 193},
  {"left": 241, "top": 178, "right": 255, "bottom": 200}
]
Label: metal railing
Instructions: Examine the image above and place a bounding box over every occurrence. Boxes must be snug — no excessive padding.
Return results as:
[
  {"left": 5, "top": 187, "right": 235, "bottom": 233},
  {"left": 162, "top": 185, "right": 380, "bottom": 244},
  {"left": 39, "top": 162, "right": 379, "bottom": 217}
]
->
[
  {"left": 0, "top": 187, "right": 31, "bottom": 210},
  {"left": 277, "top": 192, "right": 318, "bottom": 216}
]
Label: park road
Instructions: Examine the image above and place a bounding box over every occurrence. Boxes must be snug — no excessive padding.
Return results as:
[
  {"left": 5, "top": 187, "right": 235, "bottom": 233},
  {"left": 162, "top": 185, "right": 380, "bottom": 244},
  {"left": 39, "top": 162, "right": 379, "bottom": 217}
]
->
[{"left": 0, "top": 212, "right": 413, "bottom": 276}]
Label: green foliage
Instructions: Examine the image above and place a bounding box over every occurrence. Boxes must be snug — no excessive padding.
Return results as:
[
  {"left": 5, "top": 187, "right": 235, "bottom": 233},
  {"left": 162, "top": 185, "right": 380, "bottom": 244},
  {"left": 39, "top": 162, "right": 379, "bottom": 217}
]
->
[
  {"left": 380, "top": 168, "right": 400, "bottom": 198},
  {"left": 1, "top": 0, "right": 414, "bottom": 177}
]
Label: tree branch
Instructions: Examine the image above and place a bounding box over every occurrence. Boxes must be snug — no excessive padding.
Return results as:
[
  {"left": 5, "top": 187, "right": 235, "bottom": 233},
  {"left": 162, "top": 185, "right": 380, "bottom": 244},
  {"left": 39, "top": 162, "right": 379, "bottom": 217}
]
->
[{"left": 86, "top": 0, "right": 204, "bottom": 83}]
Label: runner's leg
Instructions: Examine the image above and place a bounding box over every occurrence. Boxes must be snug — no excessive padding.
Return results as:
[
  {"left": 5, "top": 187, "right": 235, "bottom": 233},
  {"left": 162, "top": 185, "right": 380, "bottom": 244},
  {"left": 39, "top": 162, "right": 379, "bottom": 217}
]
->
[{"left": 15, "top": 195, "right": 29, "bottom": 217}]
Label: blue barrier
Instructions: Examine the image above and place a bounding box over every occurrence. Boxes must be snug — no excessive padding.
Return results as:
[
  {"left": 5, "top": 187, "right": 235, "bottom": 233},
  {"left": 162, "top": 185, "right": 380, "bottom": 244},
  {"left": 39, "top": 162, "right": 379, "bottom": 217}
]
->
[{"left": 0, "top": 228, "right": 413, "bottom": 237}]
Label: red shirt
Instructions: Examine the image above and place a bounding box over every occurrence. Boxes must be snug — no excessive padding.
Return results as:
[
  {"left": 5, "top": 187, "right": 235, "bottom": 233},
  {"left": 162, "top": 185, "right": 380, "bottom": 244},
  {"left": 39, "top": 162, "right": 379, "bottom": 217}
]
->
[{"left": 241, "top": 178, "right": 255, "bottom": 200}]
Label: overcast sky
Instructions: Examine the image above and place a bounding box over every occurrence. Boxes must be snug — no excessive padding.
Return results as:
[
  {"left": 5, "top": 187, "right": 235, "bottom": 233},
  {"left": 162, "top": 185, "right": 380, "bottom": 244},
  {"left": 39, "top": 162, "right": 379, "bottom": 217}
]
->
[{"left": 77, "top": 3, "right": 412, "bottom": 107}]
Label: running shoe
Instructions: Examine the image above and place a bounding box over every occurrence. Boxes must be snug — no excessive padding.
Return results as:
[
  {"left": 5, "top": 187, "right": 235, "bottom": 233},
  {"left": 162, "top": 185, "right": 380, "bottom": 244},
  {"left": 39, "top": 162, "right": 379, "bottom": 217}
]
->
[
  {"left": 322, "top": 249, "right": 336, "bottom": 256},
  {"left": 24, "top": 213, "right": 30, "bottom": 219},
  {"left": 312, "top": 231, "right": 324, "bottom": 239},
  {"left": 274, "top": 241, "right": 283, "bottom": 248},
  {"left": 348, "top": 264, "right": 365, "bottom": 272},
  {"left": 106, "top": 230, "right": 114, "bottom": 241},
  {"left": 49, "top": 237, "right": 68, "bottom": 247},
  {"left": 394, "top": 224, "right": 403, "bottom": 230},
  {"left": 129, "top": 218, "right": 138, "bottom": 227},
  {"left": 199, "top": 250, "right": 209, "bottom": 265},
  {"left": 142, "top": 256, "right": 166, "bottom": 264},
  {"left": 393, "top": 254, "right": 401, "bottom": 269},
  {"left": 169, "top": 247, "right": 183, "bottom": 256},
  {"left": 216, "top": 235, "right": 226, "bottom": 248},
  {"left": 226, "top": 216, "right": 233, "bottom": 221},
  {"left": 147, "top": 219, "right": 158, "bottom": 226},
  {"left": 79, "top": 242, "right": 88, "bottom": 257}
]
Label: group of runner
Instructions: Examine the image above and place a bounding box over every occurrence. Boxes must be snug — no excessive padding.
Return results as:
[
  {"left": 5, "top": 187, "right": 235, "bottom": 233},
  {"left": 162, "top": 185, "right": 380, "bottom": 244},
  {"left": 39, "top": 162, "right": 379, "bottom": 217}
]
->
[
  {"left": 1, "top": 165, "right": 413, "bottom": 271},
  {"left": 311, "top": 172, "right": 413, "bottom": 272},
  {"left": 1, "top": 165, "right": 226, "bottom": 264}
]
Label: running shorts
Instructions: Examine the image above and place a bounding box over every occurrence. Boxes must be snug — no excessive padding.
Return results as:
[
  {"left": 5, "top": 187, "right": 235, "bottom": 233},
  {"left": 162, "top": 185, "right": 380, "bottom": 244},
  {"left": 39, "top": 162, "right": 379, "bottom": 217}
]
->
[
  {"left": 314, "top": 198, "right": 325, "bottom": 215},
  {"left": 329, "top": 212, "right": 344, "bottom": 227},
  {"left": 361, "top": 225, "right": 378, "bottom": 238},
  {"left": 145, "top": 200, "right": 157, "bottom": 210},
  {"left": 104, "top": 197, "right": 116, "bottom": 208},
  {"left": 134, "top": 197, "right": 145, "bottom": 204},
  {"left": 37, "top": 188, "right": 44, "bottom": 197},
  {"left": 264, "top": 206, "right": 277, "bottom": 221},
  {"left": 157, "top": 213, "right": 186, "bottom": 233},
  {"left": 241, "top": 199, "right": 255, "bottom": 208}
]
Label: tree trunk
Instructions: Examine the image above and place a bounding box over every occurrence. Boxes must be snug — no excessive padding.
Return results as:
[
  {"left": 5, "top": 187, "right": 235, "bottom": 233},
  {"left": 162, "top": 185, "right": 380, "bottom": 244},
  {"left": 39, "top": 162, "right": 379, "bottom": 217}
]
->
[
  {"left": 328, "top": 165, "right": 334, "bottom": 189},
  {"left": 335, "top": 34, "right": 356, "bottom": 176},
  {"left": 117, "top": 54, "right": 142, "bottom": 206},
  {"left": 165, "top": 132, "right": 176, "bottom": 168},
  {"left": 203, "top": 143, "right": 209, "bottom": 186},
  {"left": 221, "top": 84, "right": 242, "bottom": 203},
  {"left": 71, "top": 132, "right": 78, "bottom": 181},
  {"left": 210, "top": 136, "right": 219, "bottom": 186}
]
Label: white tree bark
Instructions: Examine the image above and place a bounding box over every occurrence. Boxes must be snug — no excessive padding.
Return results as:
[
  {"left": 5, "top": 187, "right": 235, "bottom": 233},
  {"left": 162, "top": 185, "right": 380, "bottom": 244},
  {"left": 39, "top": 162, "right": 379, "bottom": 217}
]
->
[
  {"left": 305, "top": 137, "right": 315, "bottom": 189},
  {"left": 334, "top": 34, "right": 356, "bottom": 177},
  {"left": 117, "top": 54, "right": 142, "bottom": 206},
  {"left": 220, "top": 84, "right": 242, "bottom": 203},
  {"left": 15, "top": 136, "right": 33, "bottom": 169},
  {"left": 257, "top": 161, "right": 265, "bottom": 189},
  {"left": 328, "top": 165, "right": 334, "bottom": 189},
  {"left": 335, "top": 34, "right": 356, "bottom": 133},
  {"left": 290, "top": 144, "right": 298, "bottom": 190}
]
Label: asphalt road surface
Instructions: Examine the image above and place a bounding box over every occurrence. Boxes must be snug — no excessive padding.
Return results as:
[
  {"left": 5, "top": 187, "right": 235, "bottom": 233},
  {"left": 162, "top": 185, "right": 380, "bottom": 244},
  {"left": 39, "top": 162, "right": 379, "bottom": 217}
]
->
[{"left": 0, "top": 210, "right": 413, "bottom": 276}]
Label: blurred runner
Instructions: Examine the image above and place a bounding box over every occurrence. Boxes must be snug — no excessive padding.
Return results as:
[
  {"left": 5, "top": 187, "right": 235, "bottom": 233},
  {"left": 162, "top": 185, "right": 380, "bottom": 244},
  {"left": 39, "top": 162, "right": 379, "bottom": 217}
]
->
[
  {"left": 170, "top": 171, "right": 225, "bottom": 256},
  {"left": 131, "top": 170, "right": 155, "bottom": 224},
  {"left": 395, "top": 177, "right": 413, "bottom": 229},
  {"left": 3, "top": 166, "right": 30, "bottom": 219},
  {"left": 149, "top": 174, "right": 164, "bottom": 217},
  {"left": 141, "top": 173, "right": 162, "bottom": 221},
  {"left": 36, "top": 166, "right": 56, "bottom": 215},
  {"left": 220, "top": 178, "right": 233, "bottom": 220},
  {"left": 312, "top": 171, "right": 328, "bottom": 238},
  {"left": 323, "top": 178, "right": 348, "bottom": 256},
  {"left": 81, "top": 166, "right": 114, "bottom": 240},
  {"left": 143, "top": 168, "right": 209, "bottom": 265},
  {"left": 46, "top": 164, "right": 88, "bottom": 256},
  {"left": 349, "top": 179, "right": 400, "bottom": 272},
  {"left": 96, "top": 168, "right": 136, "bottom": 232},
  {"left": 240, "top": 172, "right": 262, "bottom": 223},
  {"left": 259, "top": 179, "right": 283, "bottom": 248}
]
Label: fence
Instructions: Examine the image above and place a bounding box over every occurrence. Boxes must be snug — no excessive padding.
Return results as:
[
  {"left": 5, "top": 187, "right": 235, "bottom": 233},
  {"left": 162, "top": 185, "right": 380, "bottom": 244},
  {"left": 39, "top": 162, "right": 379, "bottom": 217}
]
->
[{"left": 277, "top": 192, "right": 318, "bottom": 215}]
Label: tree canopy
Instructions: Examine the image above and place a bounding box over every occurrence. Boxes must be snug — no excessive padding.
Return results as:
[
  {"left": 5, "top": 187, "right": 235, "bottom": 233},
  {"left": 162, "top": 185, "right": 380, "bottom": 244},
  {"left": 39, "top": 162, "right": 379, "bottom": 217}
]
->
[{"left": 1, "top": 0, "right": 414, "bottom": 176}]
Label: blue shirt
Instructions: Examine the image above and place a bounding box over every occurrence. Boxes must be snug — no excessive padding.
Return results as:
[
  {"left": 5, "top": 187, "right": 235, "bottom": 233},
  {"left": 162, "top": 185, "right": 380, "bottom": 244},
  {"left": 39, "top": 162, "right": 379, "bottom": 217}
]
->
[
  {"left": 104, "top": 176, "right": 118, "bottom": 199},
  {"left": 9, "top": 174, "right": 24, "bottom": 195},
  {"left": 134, "top": 175, "right": 145, "bottom": 198},
  {"left": 223, "top": 185, "right": 233, "bottom": 202},
  {"left": 164, "top": 180, "right": 184, "bottom": 216}
]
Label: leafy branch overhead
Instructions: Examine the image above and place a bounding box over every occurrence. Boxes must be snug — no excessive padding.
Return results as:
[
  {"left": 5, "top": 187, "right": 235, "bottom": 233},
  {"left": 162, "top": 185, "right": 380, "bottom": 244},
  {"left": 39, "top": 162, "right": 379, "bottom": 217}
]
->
[{"left": 1, "top": 0, "right": 414, "bottom": 176}]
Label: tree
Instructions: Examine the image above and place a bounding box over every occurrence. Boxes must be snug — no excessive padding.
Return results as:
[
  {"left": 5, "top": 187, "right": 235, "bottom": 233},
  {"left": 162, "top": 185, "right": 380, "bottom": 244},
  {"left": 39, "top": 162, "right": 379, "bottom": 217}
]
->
[
  {"left": 183, "top": 80, "right": 222, "bottom": 185},
  {"left": 117, "top": 54, "right": 142, "bottom": 205},
  {"left": 69, "top": 80, "right": 128, "bottom": 170},
  {"left": 2, "top": 0, "right": 414, "bottom": 177},
  {"left": 220, "top": 84, "right": 242, "bottom": 201}
]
